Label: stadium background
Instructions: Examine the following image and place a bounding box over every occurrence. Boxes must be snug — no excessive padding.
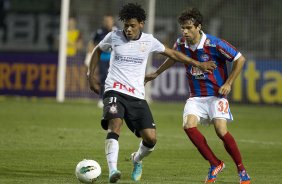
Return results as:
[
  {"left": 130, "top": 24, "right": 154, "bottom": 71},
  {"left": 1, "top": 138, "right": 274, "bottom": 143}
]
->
[
  {"left": 1, "top": 1, "right": 282, "bottom": 184},
  {"left": 0, "top": 0, "right": 282, "bottom": 105}
]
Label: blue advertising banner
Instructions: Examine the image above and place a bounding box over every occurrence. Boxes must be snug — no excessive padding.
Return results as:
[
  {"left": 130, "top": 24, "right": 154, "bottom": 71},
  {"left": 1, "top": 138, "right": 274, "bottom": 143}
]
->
[
  {"left": 0, "top": 53, "right": 58, "bottom": 97},
  {"left": 0, "top": 53, "right": 98, "bottom": 98},
  {"left": 231, "top": 60, "right": 282, "bottom": 105}
]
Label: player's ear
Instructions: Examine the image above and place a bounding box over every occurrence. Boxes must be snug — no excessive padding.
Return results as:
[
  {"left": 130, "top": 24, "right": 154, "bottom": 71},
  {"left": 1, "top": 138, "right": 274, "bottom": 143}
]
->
[
  {"left": 139, "top": 21, "right": 145, "bottom": 29},
  {"left": 197, "top": 24, "right": 202, "bottom": 31}
]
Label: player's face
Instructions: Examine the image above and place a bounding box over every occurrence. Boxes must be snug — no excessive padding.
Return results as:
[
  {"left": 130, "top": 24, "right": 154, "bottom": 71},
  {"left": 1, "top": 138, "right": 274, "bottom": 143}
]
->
[
  {"left": 123, "top": 18, "right": 144, "bottom": 40},
  {"left": 180, "top": 20, "right": 201, "bottom": 45}
]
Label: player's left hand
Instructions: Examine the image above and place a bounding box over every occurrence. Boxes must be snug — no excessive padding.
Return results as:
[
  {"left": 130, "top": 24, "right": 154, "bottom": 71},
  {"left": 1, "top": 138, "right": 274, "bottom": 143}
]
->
[{"left": 219, "top": 83, "right": 231, "bottom": 95}]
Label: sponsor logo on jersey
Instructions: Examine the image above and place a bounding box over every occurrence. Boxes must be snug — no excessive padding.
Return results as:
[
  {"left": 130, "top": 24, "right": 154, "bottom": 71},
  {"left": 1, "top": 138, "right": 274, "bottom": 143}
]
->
[
  {"left": 190, "top": 66, "right": 206, "bottom": 79},
  {"left": 113, "top": 81, "right": 135, "bottom": 94},
  {"left": 114, "top": 55, "right": 143, "bottom": 64},
  {"left": 204, "top": 39, "right": 216, "bottom": 47}
]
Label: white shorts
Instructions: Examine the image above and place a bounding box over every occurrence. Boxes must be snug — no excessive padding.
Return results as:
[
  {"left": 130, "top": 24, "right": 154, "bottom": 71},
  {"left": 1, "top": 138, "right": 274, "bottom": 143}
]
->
[{"left": 183, "top": 96, "right": 233, "bottom": 125}]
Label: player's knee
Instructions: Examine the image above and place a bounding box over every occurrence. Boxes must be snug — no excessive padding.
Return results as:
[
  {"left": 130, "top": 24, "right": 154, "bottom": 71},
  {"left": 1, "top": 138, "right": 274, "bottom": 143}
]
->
[
  {"left": 183, "top": 121, "right": 197, "bottom": 129},
  {"left": 143, "top": 137, "right": 157, "bottom": 147},
  {"left": 108, "top": 118, "right": 123, "bottom": 132},
  {"left": 213, "top": 119, "right": 228, "bottom": 137},
  {"left": 183, "top": 123, "right": 189, "bottom": 129},
  {"left": 142, "top": 139, "right": 156, "bottom": 150},
  {"left": 215, "top": 128, "right": 227, "bottom": 138},
  {"left": 183, "top": 115, "right": 198, "bottom": 129},
  {"left": 140, "top": 128, "right": 157, "bottom": 145}
]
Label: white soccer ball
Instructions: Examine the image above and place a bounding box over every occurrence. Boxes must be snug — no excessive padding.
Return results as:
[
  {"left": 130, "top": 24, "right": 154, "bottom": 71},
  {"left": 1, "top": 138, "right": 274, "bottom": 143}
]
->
[{"left": 75, "top": 159, "right": 102, "bottom": 183}]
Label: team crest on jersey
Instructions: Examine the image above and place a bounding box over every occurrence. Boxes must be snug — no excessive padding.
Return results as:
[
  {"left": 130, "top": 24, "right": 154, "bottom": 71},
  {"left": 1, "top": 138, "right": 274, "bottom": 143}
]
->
[
  {"left": 109, "top": 104, "right": 118, "bottom": 114},
  {"left": 200, "top": 54, "right": 210, "bottom": 61},
  {"left": 139, "top": 42, "right": 148, "bottom": 52}
]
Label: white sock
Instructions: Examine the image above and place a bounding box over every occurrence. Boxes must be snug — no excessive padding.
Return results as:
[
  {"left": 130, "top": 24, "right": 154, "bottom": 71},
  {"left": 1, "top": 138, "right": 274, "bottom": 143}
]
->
[
  {"left": 133, "top": 141, "right": 155, "bottom": 163},
  {"left": 105, "top": 139, "right": 119, "bottom": 173}
]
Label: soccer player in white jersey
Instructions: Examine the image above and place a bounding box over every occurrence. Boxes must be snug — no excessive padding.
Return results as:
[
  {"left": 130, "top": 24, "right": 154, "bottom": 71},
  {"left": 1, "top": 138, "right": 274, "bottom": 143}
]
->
[{"left": 88, "top": 3, "right": 216, "bottom": 183}]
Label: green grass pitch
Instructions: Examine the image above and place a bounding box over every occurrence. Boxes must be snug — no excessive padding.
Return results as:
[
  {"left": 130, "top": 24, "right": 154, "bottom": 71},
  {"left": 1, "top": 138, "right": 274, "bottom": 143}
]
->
[{"left": 0, "top": 97, "right": 281, "bottom": 184}]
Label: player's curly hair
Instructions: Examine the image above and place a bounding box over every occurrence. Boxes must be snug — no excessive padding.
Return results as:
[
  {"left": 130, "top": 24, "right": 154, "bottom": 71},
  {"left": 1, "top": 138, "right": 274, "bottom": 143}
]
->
[
  {"left": 178, "top": 8, "right": 203, "bottom": 27},
  {"left": 119, "top": 3, "right": 146, "bottom": 22}
]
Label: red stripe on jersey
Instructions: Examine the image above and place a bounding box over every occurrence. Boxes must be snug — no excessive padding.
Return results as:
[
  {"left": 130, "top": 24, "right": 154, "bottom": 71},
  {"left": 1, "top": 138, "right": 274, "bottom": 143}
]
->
[
  {"left": 179, "top": 37, "right": 186, "bottom": 52},
  {"left": 180, "top": 40, "right": 186, "bottom": 54},
  {"left": 204, "top": 46, "right": 219, "bottom": 96},
  {"left": 179, "top": 39, "right": 191, "bottom": 70},
  {"left": 190, "top": 49, "right": 208, "bottom": 96},
  {"left": 180, "top": 43, "right": 196, "bottom": 96},
  {"left": 186, "top": 65, "right": 195, "bottom": 97},
  {"left": 180, "top": 37, "right": 186, "bottom": 44},
  {"left": 178, "top": 40, "right": 196, "bottom": 97}
]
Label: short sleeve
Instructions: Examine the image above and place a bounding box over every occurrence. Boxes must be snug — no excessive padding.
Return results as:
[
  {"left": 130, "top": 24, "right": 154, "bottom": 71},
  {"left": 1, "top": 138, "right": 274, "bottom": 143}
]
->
[
  {"left": 216, "top": 39, "right": 240, "bottom": 62},
  {"left": 151, "top": 36, "right": 165, "bottom": 53},
  {"left": 98, "top": 32, "right": 112, "bottom": 52}
]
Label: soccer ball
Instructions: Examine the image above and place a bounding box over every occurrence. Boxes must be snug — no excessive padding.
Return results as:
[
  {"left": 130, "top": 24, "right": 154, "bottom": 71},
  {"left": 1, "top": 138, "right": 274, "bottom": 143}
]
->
[{"left": 75, "top": 159, "right": 101, "bottom": 183}]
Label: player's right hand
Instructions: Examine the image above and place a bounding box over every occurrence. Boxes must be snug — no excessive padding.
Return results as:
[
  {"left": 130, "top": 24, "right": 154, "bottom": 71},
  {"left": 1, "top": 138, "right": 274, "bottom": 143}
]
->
[
  {"left": 144, "top": 72, "right": 158, "bottom": 85},
  {"left": 199, "top": 61, "right": 217, "bottom": 74},
  {"left": 88, "top": 75, "right": 101, "bottom": 94}
]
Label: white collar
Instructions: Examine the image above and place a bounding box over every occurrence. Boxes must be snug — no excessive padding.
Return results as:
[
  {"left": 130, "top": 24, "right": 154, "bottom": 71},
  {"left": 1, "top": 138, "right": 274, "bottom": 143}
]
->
[{"left": 185, "top": 31, "right": 206, "bottom": 50}]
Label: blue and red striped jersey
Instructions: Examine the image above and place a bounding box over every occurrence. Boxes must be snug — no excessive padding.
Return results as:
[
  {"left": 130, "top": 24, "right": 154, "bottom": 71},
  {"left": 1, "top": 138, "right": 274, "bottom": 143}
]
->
[{"left": 174, "top": 32, "right": 241, "bottom": 97}]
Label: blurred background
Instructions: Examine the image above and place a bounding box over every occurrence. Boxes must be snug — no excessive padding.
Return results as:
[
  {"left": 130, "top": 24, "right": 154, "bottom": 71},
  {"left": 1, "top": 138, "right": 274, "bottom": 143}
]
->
[{"left": 0, "top": 0, "right": 281, "bottom": 105}]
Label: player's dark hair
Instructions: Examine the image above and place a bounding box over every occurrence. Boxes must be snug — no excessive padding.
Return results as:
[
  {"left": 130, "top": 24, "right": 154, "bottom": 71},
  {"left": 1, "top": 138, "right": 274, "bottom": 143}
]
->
[
  {"left": 119, "top": 3, "right": 146, "bottom": 22},
  {"left": 178, "top": 8, "right": 203, "bottom": 27}
]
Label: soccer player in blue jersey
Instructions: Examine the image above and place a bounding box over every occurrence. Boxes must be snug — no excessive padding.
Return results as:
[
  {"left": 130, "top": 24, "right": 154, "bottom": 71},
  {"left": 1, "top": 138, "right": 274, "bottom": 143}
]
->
[{"left": 145, "top": 8, "right": 251, "bottom": 184}]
